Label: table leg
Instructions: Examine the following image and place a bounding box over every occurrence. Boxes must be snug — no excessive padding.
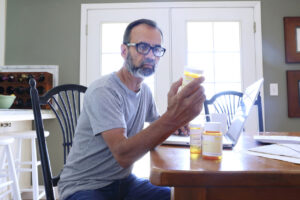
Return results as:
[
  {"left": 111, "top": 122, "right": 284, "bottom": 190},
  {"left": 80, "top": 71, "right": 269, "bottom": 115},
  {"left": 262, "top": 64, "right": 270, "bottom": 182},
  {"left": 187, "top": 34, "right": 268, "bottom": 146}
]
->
[{"left": 172, "top": 187, "right": 206, "bottom": 200}]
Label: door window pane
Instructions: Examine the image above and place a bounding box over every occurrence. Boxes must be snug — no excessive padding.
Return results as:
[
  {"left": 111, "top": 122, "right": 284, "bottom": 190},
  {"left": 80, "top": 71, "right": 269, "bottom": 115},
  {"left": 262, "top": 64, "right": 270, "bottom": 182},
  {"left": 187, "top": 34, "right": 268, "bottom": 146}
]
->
[
  {"left": 101, "top": 23, "right": 154, "bottom": 94},
  {"left": 214, "top": 22, "right": 240, "bottom": 51},
  {"left": 214, "top": 52, "right": 241, "bottom": 82},
  {"left": 187, "top": 21, "right": 241, "bottom": 99},
  {"left": 187, "top": 53, "right": 214, "bottom": 82},
  {"left": 101, "top": 54, "right": 123, "bottom": 75},
  {"left": 187, "top": 22, "right": 213, "bottom": 52},
  {"left": 102, "top": 23, "right": 127, "bottom": 53}
]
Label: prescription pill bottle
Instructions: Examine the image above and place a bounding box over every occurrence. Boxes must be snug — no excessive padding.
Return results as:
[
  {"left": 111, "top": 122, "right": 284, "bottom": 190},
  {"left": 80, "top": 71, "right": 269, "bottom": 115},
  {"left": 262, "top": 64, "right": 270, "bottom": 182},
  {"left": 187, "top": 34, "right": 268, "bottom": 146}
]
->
[
  {"left": 189, "top": 123, "right": 204, "bottom": 154},
  {"left": 182, "top": 68, "right": 203, "bottom": 87},
  {"left": 202, "top": 122, "right": 223, "bottom": 160}
]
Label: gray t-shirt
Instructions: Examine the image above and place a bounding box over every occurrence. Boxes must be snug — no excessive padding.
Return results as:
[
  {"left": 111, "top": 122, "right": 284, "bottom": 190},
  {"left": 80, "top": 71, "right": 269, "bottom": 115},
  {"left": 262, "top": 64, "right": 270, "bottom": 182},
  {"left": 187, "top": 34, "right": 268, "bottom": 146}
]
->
[{"left": 58, "top": 72, "right": 159, "bottom": 200}]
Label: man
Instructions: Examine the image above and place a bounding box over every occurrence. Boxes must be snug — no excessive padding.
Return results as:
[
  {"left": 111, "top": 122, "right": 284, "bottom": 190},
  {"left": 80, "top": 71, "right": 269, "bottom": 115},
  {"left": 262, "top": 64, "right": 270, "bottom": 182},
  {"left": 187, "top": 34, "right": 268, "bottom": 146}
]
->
[{"left": 58, "top": 19, "right": 205, "bottom": 200}]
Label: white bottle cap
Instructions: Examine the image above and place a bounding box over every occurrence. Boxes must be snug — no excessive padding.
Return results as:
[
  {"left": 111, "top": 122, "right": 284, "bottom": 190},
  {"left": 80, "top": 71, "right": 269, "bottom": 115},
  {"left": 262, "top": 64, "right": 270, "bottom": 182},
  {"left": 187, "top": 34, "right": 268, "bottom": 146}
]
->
[
  {"left": 189, "top": 123, "right": 203, "bottom": 128},
  {"left": 189, "top": 123, "right": 204, "bottom": 135},
  {"left": 204, "top": 122, "right": 222, "bottom": 132}
]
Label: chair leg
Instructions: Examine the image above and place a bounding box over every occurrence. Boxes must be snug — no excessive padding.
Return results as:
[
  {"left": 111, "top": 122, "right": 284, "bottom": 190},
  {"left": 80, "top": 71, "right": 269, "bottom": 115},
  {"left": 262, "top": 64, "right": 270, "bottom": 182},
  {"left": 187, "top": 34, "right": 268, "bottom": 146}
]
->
[
  {"left": 0, "top": 149, "right": 6, "bottom": 170},
  {"left": 15, "top": 138, "right": 22, "bottom": 180},
  {"left": 6, "top": 144, "right": 22, "bottom": 200},
  {"left": 31, "top": 138, "right": 39, "bottom": 200},
  {"left": 0, "top": 148, "right": 7, "bottom": 198}
]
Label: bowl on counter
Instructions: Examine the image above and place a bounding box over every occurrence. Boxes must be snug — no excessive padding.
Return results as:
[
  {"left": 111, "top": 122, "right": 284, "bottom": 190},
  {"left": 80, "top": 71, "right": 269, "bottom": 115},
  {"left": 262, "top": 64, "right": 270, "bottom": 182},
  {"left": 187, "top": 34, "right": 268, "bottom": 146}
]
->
[{"left": 0, "top": 94, "right": 16, "bottom": 109}]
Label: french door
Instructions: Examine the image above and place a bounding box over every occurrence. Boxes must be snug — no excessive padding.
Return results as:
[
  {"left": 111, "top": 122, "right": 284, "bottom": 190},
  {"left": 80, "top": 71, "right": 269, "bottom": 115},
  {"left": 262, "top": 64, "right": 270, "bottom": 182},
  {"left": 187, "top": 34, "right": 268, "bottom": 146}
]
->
[
  {"left": 83, "top": 8, "right": 170, "bottom": 113},
  {"left": 172, "top": 7, "right": 256, "bottom": 98},
  {"left": 80, "top": 2, "right": 263, "bottom": 130}
]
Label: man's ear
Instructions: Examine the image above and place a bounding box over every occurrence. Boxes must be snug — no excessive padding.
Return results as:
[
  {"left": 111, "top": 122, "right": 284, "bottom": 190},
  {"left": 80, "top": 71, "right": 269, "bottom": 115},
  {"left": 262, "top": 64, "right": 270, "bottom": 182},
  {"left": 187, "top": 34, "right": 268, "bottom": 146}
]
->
[{"left": 121, "top": 44, "right": 128, "bottom": 59}]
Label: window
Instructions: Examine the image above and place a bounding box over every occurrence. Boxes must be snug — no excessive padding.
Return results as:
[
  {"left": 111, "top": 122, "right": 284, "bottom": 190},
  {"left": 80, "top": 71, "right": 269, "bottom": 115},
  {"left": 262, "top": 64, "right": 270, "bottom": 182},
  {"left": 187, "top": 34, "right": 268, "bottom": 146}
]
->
[
  {"left": 101, "top": 23, "right": 154, "bottom": 94},
  {"left": 81, "top": 3, "right": 262, "bottom": 114},
  {"left": 83, "top": 7, "right": 170, "bottom": 113},
  {"left": 187, "top": 21, "right": 242, "bottom": 98}
]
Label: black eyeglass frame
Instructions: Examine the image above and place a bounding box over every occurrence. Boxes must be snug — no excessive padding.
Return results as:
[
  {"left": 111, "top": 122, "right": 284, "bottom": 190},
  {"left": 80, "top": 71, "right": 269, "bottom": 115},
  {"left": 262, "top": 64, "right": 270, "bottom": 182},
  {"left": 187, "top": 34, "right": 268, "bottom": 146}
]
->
[{"left": 125, "top": 42, "right": 166, "bottom": 57}]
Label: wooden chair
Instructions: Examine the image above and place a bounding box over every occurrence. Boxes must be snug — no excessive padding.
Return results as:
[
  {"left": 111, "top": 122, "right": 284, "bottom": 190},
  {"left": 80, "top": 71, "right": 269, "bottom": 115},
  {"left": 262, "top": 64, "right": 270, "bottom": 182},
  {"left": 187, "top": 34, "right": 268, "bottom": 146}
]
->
[
  {"left": 29, "top": 78, "right": 87, "bottom": 200},
  {"left": 204, "top": 91, "right": 264, "bottom": 132}
]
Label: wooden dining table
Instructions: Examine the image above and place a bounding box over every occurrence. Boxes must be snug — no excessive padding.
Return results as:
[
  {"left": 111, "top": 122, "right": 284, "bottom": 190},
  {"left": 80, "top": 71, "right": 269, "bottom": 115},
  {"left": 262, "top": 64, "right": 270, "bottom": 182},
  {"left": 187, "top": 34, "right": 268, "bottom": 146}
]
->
[{"left": 150, "top": 132, "right": 300, "bottom": 200}]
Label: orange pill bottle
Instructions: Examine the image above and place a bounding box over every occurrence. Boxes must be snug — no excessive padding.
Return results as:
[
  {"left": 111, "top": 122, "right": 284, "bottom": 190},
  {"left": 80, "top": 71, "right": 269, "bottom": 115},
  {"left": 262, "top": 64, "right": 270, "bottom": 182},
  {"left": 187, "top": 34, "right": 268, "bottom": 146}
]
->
[
  {"left": 189, "top": 123, "right": 204, "bottom": 154},
  {"left": 202, "top": 122, "right": 223, "bottom": 160}
]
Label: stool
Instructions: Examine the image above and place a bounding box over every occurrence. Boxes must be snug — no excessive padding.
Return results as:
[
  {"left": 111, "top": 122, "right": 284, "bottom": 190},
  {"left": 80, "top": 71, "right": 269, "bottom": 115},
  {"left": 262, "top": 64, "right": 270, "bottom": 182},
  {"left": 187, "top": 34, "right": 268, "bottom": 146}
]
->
[
  {"left": 0, "top": 136, "right": 21, "bottom": 200},
  {"left": 10, "top": 130, "right": 50, "bottom": 200}
]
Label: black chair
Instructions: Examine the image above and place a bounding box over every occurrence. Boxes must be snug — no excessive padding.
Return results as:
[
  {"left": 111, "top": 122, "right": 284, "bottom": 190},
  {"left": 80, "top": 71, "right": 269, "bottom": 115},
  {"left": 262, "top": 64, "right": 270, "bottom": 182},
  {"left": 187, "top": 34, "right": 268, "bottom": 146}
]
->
[
  {"left": 204, "top": 91, "right": 264, "bottom": 132},
  {"left": 29, "top": 78, "right": 87, "bottom": 200}
]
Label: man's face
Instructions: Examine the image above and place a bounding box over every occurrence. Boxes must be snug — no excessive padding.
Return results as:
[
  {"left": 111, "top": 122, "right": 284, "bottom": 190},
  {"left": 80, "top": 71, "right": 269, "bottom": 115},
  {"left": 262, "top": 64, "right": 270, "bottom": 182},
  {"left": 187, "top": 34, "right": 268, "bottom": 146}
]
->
[
  {"left": 125, "top": 50, "right": 156, "bottom": 78},
  {"left": 124, "top": 24, "right": 162, "bottom": 79}
]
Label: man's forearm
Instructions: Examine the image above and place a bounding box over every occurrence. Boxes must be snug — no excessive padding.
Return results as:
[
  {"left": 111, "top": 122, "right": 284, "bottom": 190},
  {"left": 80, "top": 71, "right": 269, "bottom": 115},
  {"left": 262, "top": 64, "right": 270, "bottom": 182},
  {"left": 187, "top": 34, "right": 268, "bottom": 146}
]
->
[
  {"left": 106, "top": 77, "right": 205, "bottom": 168},
  {"left": 113, "top": 113, "right": 179, "bottom": 168}
]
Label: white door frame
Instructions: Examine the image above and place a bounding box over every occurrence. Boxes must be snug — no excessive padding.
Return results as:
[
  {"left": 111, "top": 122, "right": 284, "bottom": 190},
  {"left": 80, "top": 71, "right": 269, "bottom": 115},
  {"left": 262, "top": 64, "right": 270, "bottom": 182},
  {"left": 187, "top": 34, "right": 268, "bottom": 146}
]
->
[{"left": 80, "top": 1, "right": 263, "bottom": 86}]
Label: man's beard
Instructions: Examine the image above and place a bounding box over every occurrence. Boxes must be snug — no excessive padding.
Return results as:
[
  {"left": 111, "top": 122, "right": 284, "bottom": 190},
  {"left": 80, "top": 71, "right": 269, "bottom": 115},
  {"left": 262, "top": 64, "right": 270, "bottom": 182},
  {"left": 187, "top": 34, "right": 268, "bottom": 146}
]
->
[{"left": 125, "top": 53, "right": 156, "bottom": 79}]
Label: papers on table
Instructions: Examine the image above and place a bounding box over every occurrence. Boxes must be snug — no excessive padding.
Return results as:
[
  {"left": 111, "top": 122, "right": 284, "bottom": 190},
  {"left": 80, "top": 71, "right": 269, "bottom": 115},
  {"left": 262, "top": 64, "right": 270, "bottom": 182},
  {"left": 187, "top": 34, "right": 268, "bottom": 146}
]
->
[
  {"left": 254, "top": 135, "right": 300, "bottom": 144},
  {"left": 247, "top": 143, "right": 300, "bottom": 164}
]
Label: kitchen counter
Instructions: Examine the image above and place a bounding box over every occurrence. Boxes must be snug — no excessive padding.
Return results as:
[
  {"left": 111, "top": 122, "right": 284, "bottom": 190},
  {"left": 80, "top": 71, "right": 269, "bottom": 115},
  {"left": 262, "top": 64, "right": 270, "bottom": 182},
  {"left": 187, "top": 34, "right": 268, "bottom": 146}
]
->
[{"left": 0, "top": 109, "right": 55, "bottom": 122}]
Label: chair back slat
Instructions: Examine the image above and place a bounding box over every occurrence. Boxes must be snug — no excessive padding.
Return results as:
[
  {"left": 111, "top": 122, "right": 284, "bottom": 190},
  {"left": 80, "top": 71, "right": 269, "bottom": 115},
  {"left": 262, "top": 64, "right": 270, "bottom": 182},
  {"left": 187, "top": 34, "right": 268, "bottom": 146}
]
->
[
  {"left": 29, "top": 78, "right": 87, "bottom": 200},
  {"left": 58, "top": 92, "right": 73, "bottom": 156},
  {"left": 66, "top": 91, "right": 75, "bottom": 135},
  {"left": 64, "top": 90, "right": 81, "bottom": 155},
  {"left": 52, "top": 97, "right": 68, "bottom": 138},
  {"left": 72, "top": 90, "right": 79, "bottom": 127},
  {"left": 70, "top": 90, "right": 81, "bottom": 145},
  {"left": 209, "top": 93, "right": 242, "bottom": 128},
  {"left": 48, "top": 98, "right": 69, "bottom": 164},
  {"left": 204, "top": 90, "right": 263, "bottom": 131},
  {"left": 65, "top": 91, "right": 74, "bottom": 154},
  {"left": 78, "top": 91, "right": 81, "bottom": 116},
  {"left": 58, "top": 92, "right": 71, "bottom": 145}
]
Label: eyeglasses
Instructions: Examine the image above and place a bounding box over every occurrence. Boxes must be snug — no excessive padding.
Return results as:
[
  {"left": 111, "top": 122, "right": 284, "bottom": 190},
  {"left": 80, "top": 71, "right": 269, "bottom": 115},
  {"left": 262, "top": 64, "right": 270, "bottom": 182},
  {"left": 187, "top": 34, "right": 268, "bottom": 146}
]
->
[{"left": 126, "top": 42, "right": 166, "bottom": 57}]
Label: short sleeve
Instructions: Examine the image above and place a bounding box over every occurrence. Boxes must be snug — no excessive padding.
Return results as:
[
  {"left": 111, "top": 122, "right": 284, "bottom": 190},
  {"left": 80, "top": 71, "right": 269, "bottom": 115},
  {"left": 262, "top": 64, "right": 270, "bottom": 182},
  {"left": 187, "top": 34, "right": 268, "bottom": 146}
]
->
[
  {"left": 145, "top": 87, "right": 160, "bottom": 123},
  {"left": 84, "top": 87, "right": 126, "bottom": 135}
]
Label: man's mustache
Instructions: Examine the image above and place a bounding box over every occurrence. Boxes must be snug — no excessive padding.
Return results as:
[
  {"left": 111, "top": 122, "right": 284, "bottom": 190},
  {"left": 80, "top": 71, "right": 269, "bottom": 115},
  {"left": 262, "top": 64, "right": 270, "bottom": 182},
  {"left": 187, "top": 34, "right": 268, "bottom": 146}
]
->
[{"left": 141, "top": 58, "right": 156, "bottom": 67}]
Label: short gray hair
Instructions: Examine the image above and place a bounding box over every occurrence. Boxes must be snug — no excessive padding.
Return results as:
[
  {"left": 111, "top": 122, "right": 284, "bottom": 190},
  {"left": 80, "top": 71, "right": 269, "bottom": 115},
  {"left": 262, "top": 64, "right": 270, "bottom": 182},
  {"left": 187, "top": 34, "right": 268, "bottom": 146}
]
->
[{"left": 123, "top": 19, "right": 163, "bottom": 44}]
